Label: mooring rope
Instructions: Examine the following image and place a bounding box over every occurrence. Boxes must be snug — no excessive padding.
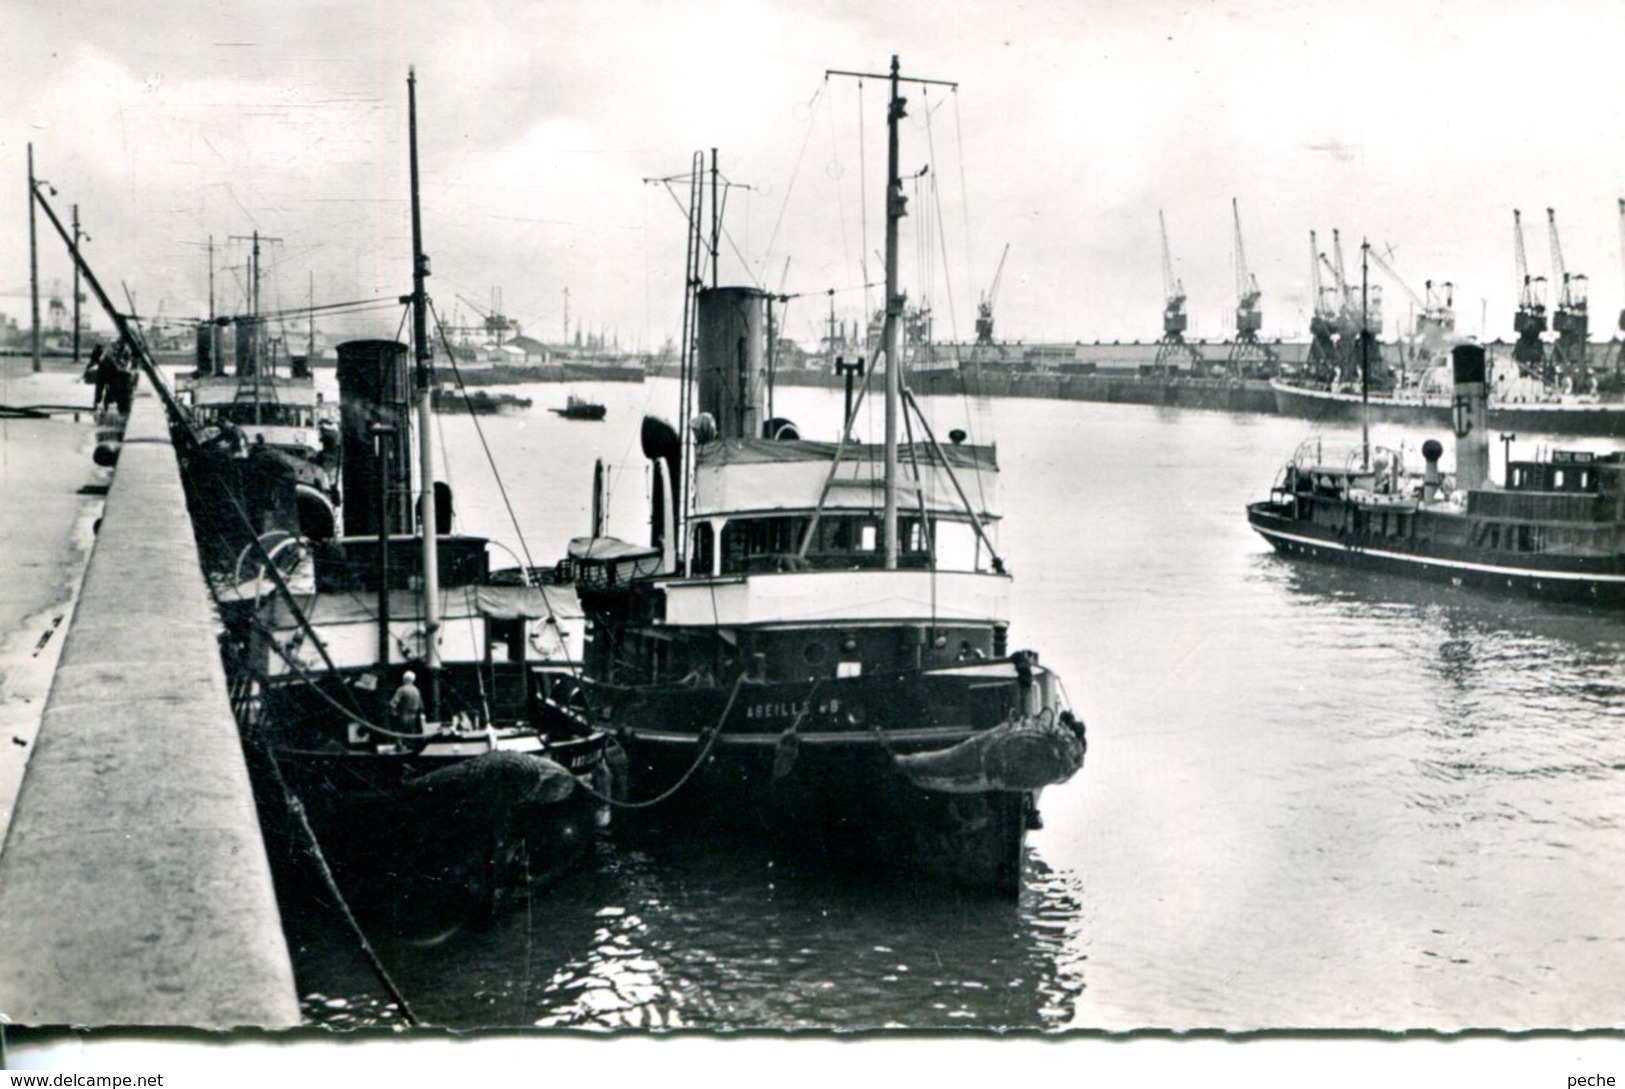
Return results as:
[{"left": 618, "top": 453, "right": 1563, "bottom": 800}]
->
[
  {"left": 174, "top": 449, "right": 423, "bottom": 1025},
  {"left": 570, "top": 672, "right": 751, "bottom": 810},
  {"left": 262, "top": 747, "right": 422, "bottom": 1027}
]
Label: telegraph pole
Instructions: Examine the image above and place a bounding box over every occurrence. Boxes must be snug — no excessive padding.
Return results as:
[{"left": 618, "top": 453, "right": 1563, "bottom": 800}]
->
[
  {"left": 71, "top": 203, "right": 84, "bottom": 363},
  {"left": 28, "top": 144, "right": 40, "bottom": 373}
]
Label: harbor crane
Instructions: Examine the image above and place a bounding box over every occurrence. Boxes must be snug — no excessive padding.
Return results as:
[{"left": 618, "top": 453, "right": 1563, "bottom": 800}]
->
[
  {"left": 1225, "top": 198, "right": 1276, "bottom": 377},
  {"left": 1547, "top": 207, "right": 1589, "bottom": 382},
  {"left": 1511, "top": 208, "right": 1548, "bottom": 379},
  {"left": 1366, "top": 245, "right": 1454, "bottom": 376},
  {"left": 456, "top": 290, "right": 521, "bottom": 345},
  {"left": 1603, "top": 198, "right": 1625, "bottom": 381},
  {"left": 1306, "top": 230, "right": 1339, "bottom": 380},
  {"left": 1618, "top": 196, "right": 1625, "bottom": 346},
  {"left": 1328, "top": 228, "right": 1385, "bottom": 386},
  {"left": 975, "top": 242, "right": 1009, "bottom": 346},
  {"left": 1154, "top": 210, "right": 1203, "bottom": 372}
]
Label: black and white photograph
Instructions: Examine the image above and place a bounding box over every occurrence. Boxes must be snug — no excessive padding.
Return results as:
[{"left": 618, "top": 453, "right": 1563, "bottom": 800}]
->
[{"left": 1, "top": 0, "right": 1622, "bottom": 1082}]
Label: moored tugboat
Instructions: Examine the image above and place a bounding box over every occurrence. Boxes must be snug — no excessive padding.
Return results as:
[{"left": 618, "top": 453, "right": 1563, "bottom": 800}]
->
[
  {"left": 560, "top": 58, "right": 1086, "bottom": 897},
  {"left": 1249, "top": 343, "right": 1625, "bottom": 604},
  {"left": 176, "top": 320, "right": 344, "bottom": 574},
  {"left": 221, "top": 73, "right": 610, "bottom": 919}
]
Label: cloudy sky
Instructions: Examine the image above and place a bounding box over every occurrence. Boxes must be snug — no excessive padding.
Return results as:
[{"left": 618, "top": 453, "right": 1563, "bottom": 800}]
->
[{"left": 5, "top": 0, "right": 1625, "bottom": 352}]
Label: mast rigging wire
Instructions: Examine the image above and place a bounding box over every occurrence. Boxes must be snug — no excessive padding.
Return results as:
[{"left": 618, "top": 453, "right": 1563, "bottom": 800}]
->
[
  {"left": 857, "top": 79, "right": 872, "bottom": 335},
  {"left": 755, "top": 81, "right": 827, "bottom": 285},
  {"left": 426, "top": 299, "right": 538, "bottom": 577},
  {"left": 921, "top": 86, "right": 962, "bottom": 347}
]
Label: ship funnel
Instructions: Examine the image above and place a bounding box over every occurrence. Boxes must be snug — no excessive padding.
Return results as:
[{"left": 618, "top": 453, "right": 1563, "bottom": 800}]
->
[
  {"left": 234, "top": 317, "right": 263, "bottom": 377},
  {"left": 697, "top": 286, "right": 768, "bottom": 440},
  {"left": 1451, "top": 343, "right": 1489, "bottom": 492},
  {"left": 195, "top": 324, "right": 217, "bottom": 376},
  {"left": 337, "top": 339, "right": 414, "bottom": 537}
]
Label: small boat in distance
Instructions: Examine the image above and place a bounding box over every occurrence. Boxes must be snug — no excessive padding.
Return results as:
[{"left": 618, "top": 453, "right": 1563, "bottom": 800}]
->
[
  {"left": 431, "top": 385, "right": 533, "bottom": 415},
  {"left": 550, "top": 394, "right": 606, "bottom": 420},
  {"left": 1248, "top": 343, "right": 1625, "bottom": 604}
]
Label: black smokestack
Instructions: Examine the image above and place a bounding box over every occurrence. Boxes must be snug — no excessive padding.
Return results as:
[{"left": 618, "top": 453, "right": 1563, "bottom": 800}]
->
[
  {"left": 696, "top": 287, "right": 768, "bottom": 440},
  {"left": 1451, "top": 343, "right": 1489, "bottom": 492},
  {"left": 337, "top": 339, "right": 414, "bottom": 537}
]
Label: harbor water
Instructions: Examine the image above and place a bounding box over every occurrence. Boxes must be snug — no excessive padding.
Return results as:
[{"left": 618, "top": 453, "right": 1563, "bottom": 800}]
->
[{"left": 265, "top": 375, "right": 1625, "bottom": 1032}]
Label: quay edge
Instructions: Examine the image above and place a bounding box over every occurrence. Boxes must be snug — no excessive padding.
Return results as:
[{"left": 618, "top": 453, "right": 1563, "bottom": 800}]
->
[{"left": 0, "top": 390, "right": 299, "bottom": 1029}]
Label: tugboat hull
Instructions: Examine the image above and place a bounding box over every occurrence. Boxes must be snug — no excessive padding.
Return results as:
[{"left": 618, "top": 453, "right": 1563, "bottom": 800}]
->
[
  {"left": 252, "top": 738, "right": 608, "bottom": 922},
  {"left": 1248, "top": 504, "right": 1625, "bottom": 606},
  {"left": 594, "top": 665, "right": 1081, "bottom": 897}
]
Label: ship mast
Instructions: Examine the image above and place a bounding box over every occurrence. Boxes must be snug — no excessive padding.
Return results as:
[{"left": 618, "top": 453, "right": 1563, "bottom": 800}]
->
[
  {"left": 1361, "top": 239, "right": 1371, "bottom": 471},
  {"left": 826, "top": 56, "right": 956, "bottom": 569},
  {"left": 408, "top": 67, "right": 442, "bottom": 716},
  {"left": 881, "top": 57, "right": 903, "bottom": 568}
]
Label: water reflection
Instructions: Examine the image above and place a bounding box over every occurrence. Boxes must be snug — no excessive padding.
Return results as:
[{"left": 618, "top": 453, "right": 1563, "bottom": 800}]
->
[
  {"left": 1257, "top": 550, "right": 1625, "bottom": 641},
  {"left": 288, "top": 832, "right": 1088, "bottom": 1031}
]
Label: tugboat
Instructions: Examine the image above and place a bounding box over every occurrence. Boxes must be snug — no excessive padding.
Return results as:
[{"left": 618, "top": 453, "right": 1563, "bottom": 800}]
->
[
  {"left": 220, "top": 73, "right": 609, "bottom": 917},
  {"left": 1248, "top": 343, "right": 1625, "bottom": 604},
  {"left": 431, "top": 384, "right": 533, "bottom": 415},
  {"left": 176, "top": 319, "right": 344, "bottom": 573},
  {"left": 560, "top": 58, "right": 1085, "bottom": 897},
  {"left": 549, "top": 394, "right": 607, "bottom": 420}
]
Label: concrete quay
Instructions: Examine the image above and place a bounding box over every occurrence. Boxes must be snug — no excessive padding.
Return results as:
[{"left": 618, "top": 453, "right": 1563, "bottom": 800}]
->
[{"left": 0, "top": 386, "right": 299, "bottom": 1028}]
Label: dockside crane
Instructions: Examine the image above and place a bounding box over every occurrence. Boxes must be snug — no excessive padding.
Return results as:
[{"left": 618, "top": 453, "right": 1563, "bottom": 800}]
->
[
  {"left": 1604, "top": 198, "right": 1625, "bottom": 381},
  {"left": 1511, "top": 208, "right": 1548, "bottom": 380},
  {"left": 455, "top": 290, "right": 521, "bottom": 346},
  {"left": 975, "top": 242, "right": 1009, "bottom": 346},
  {"left": 1367, "top": 245, "right": 1454, "bottom": 377},
  {"left": 1547, "top": 207, "right": 1589, "bottom": 383},
  {"left": 1306, "top": 230, "right": 1339, "bottom": 381},
  {"left": 1225, "top": 198, "right": 1275, "bottom": 377},
  {"left": 1329, "top": 228, "right": 1385, "bottom": 386},
  {"left": 1154, "top": 210, "right": 1203, "bottom": 372}
]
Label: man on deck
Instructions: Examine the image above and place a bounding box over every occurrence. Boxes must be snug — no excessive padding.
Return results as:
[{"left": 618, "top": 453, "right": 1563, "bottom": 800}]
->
[{"left": 390, "top": 670, "right": 424, "bottom": 734}]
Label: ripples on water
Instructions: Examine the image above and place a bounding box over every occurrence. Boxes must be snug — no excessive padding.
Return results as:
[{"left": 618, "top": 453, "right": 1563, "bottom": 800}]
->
[
  {"left": 283, "top": 381, "right": 1625, "bottom": 1031},
  {"left": 290, "top": 838, "right": 1088, "bottom": 1031}
]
